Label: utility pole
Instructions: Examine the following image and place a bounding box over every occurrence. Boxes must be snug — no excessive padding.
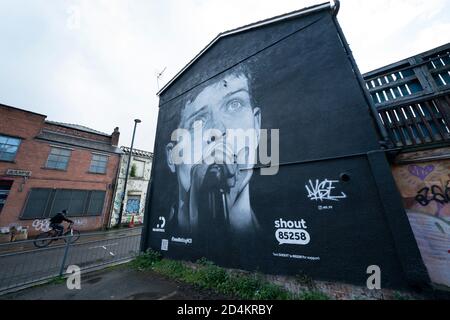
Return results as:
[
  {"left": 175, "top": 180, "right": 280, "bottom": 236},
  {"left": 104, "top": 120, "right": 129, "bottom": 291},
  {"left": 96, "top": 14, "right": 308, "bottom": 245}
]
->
[{"left": 117, "top": 119, "right": 141, "bottom": 226}]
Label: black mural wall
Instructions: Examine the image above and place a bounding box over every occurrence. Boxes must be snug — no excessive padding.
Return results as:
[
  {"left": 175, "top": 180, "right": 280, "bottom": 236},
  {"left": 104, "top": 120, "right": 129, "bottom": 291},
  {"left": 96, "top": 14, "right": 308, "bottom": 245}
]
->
[{"left": 143, "top": 7, "right": 429, "bottom": 289}]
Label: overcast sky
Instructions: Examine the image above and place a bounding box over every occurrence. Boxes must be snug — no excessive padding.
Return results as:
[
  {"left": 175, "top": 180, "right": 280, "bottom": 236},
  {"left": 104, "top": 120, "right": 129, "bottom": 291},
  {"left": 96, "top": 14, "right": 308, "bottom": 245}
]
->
[{"left": 0, "top": 0, "right": 449, "bottom": 152}]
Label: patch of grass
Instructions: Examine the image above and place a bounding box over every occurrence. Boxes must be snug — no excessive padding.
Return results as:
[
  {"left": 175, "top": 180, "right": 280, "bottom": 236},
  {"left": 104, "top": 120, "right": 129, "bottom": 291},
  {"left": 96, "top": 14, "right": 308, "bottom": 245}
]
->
[
  {"left": 47, "top": 276, "right": 66, "bottom": 285},
  {"left": 130, "top": 252, "right": 329, "bottom": 300},
  {"left": 153, "top": 259, "right": 189, "bottom": 279},
  {"left": 298, "top": 290, "right": 330, "bottom": 300},
  {"left": 393, "top": 291, "right": 410, "bottom": 300},
  {"left": 129, "top": 249, "right": 162, "bottom": 271}
]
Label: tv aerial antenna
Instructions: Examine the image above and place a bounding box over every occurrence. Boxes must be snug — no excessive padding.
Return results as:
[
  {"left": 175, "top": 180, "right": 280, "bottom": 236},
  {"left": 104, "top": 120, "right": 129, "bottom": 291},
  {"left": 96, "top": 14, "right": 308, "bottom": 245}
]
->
[{"left": 156, "top": 67, "right": 167, "bottom": 91}]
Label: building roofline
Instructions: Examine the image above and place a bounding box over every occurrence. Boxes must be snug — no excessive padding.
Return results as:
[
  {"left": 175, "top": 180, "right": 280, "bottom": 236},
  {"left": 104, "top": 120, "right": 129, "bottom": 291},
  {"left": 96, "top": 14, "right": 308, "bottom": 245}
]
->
[
  {"left": 156, "top": 1, "right": 337, "bottom": 97},
  {"left": 120, "top": 146, "right": 153, "bottom": 158},
  {"left": 45, "top": 120, "right": 112, "bottom": 137},
  {"left": 0, "top": 103, "right": 47, "bottom": 118},
  {"left": 363, "top": 42, "right": 450, "bottom": 79}
]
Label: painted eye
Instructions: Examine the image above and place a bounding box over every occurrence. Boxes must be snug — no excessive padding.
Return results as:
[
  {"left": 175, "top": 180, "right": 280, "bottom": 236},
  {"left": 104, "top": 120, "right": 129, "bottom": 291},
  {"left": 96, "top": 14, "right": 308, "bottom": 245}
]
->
[{"left": 225, "top": 99, "right": 243, "bottom": 113}]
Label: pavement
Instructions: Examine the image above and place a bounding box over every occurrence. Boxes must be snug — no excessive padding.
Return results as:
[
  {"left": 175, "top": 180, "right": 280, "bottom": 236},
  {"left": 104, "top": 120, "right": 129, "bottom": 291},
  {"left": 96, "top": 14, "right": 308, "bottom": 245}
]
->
[
  {"left": 0, "top": 228, "right": 142, "bottom": 293},
  {"left": 0, "top": 264, "right": 228, "bottom": 300}
]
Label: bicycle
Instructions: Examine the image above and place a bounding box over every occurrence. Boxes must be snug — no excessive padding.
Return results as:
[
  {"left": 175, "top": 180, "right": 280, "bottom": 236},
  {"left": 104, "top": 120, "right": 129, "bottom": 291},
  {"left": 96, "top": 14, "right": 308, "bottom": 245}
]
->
[{"left": 33, "top": 223, "right": 81, "bottom": 248}]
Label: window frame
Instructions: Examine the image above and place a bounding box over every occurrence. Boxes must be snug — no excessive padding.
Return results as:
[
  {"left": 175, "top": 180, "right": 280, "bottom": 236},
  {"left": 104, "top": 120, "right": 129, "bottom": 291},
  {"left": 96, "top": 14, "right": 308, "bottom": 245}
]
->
[
  {"left": 88, "top": 153, "right": 109, "bottom": 175},
  {"left": 131, "top": 160, "right": 145, "bottom": 178},
  {"left": 20, "top": 188, "right": 106, "bottom": 219},
  {"left": 0, "top": 134, "right": 22, "bottom": 162},
  {"left": 45, "top": 146, "right": 72, "bottom": 171},
  {"left": 125, "top": 195, "right": 141, "bottom": 214}
]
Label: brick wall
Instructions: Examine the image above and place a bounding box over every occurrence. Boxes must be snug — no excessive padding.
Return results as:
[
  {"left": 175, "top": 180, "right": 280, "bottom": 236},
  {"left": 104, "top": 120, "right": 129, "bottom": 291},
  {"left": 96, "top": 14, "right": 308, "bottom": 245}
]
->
[
  {"left": 0, "top": 104, "right": 120, "bottom": 236},
  {"left": 43, "top": 122, "right": 112, "bottom": 144}
]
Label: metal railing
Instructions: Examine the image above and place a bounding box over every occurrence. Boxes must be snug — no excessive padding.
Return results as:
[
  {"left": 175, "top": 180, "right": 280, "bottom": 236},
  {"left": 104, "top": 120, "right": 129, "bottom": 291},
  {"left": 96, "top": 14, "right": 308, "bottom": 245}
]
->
[{"left": 0, "top": 228, "right": 142, "bottom": 295}]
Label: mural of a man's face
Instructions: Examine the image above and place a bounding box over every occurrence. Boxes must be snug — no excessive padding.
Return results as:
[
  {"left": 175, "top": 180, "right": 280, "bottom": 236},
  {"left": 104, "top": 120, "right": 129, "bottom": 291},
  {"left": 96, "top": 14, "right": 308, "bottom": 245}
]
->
[{"left": 166, "top": 70, "right": 261, "bottom": 232}]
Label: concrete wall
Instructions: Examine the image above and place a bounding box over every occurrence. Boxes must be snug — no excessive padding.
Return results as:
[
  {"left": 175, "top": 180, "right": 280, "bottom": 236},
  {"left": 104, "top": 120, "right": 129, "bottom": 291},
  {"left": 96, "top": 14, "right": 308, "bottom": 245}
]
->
[
  {"left": 391, "top": 147, "right": 450, "bottom": 289},
  {"left": 110, "top": 152, "right": 152, "bottom": 226}
]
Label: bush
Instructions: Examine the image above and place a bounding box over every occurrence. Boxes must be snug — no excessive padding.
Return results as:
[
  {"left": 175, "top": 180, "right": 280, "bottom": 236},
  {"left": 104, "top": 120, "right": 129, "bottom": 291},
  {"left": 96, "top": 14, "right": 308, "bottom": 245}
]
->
[
  {"left": 153, "top": 259, "right": 188, "bottom": 279},
  {"left": 130, "top": 249, "right": 161, "bottom": 270},
  {"left": 196, "top": 262, "right": 229, "bottom": 289},
  {"left": 130, "top": 164, "right": 137, "bottom": 178}
]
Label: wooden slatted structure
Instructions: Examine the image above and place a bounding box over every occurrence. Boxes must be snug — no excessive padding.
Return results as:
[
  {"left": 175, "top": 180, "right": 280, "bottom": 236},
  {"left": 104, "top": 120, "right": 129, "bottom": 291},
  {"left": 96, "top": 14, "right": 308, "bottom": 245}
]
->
[{"left": 364, "top": 43, "right": 450, "bottom": 148}]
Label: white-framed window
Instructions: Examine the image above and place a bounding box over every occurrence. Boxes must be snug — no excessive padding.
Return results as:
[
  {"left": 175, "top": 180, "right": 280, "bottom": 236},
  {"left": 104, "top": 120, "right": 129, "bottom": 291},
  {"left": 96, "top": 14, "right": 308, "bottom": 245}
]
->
[
  {"left": 89, "top": 154, "right": 108, "bottom": 174},
  {"left": 46, "top": 147, "right": 71, "bottom": 170}
]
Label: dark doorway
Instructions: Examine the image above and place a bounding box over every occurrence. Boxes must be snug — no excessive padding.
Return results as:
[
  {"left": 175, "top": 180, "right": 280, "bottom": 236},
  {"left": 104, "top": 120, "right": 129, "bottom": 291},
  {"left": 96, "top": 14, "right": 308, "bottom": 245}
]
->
[{"left": 0, "top": 180, "right": 13, "bottom": 213}]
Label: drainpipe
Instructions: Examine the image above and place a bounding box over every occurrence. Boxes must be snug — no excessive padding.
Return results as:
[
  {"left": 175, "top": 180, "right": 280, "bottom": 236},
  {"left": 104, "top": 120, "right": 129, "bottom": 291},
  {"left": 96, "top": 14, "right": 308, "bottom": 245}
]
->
[
  {"left": 106, "top": 151, "right": 122, "bottom": 228},
  {"left": 331, "top": 0, "right": 393, "bottom": 149}
]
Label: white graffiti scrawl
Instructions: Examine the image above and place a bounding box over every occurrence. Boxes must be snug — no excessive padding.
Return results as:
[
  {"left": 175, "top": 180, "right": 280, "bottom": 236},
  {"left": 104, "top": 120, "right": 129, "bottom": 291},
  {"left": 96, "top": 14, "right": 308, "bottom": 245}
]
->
[
  {"left": 305, "top": 179, "right": 347, "bottom": 202},
  {"left": 32, "top": 219, "right": 51, "bottom": 232}
]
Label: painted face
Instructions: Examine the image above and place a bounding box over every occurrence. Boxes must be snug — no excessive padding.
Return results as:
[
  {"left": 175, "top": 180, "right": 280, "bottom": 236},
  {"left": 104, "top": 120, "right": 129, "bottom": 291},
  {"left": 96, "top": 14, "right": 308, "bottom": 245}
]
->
[{"left": 167, "top": 72, "right": 261, "bottom": 204}]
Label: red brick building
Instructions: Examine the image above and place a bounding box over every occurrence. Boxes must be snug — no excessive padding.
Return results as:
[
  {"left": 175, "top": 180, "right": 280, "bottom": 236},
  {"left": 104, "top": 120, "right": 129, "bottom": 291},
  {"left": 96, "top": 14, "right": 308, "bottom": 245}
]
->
[{"left": 0, "top": 103, "right": 122, "bottom": 237}]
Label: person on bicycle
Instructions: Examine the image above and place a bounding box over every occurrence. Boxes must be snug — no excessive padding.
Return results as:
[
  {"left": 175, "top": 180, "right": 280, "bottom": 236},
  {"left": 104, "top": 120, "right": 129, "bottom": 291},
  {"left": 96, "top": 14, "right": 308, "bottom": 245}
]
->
[{"left": 50, "top": 210, "right": 73, "bottom": 236}]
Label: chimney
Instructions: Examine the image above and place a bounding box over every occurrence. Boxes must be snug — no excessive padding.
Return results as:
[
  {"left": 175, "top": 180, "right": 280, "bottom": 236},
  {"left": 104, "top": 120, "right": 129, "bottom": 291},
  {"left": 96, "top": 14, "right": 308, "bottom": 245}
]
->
[{"left": 111, "top": 127, "right": 120, "bottom": 146}]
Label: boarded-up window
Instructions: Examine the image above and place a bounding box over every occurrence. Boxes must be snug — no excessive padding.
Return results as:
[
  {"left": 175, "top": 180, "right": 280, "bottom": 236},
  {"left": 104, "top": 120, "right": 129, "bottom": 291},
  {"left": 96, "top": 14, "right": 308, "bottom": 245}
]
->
[
  {"left": 126, "top": 195, "right": 141, "bottom": 214},
  {"left": 21, "top": 189, "right": 105, "bottom": 219},
  {"left": 86, "top": 191, "right": 106, "bottom": 215},
  {"left": 69, "top": 190, "right": 89, "bottom": 216},
  {"left": 51, "top": 189, "right": 72, "bottom": 215},
  {"left": 21, "top": 189, "right": 53, "bottom": 219}
]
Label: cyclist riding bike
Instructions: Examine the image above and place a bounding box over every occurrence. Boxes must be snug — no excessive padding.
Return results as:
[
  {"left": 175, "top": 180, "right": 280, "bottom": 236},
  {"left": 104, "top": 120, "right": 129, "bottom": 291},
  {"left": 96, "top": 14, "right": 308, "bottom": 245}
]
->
[{"left": 50, "top": 209, "right": 73, "bottom": 236}]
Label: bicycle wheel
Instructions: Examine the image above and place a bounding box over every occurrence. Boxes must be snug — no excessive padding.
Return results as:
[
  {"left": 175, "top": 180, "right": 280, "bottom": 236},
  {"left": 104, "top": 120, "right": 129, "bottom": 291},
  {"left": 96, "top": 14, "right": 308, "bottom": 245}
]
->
[
  {"left": 63, "top": 229, "right": 81, "bottom": 244},
  {"left": 33, "top": 232, "right": 54, "bottom": 248}
]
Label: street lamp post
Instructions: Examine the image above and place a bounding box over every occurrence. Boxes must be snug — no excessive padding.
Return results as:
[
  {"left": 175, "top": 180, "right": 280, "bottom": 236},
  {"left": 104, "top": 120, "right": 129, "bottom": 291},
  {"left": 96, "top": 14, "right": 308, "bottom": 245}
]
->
[{"left": 117, "top": 119, "right": 141, "bottom": 226}]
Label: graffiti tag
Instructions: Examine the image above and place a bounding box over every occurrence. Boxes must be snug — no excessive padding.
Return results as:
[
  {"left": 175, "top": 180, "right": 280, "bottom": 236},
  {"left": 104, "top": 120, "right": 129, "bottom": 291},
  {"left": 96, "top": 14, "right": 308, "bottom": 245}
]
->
[
  {"left": 415, "top": 181, "right": 450, "bottom": 207},
  {"left": 305, "top": 179, "right": 347, "bottom": 202},
  {"left": 32, "top": 219, "right": 51, "bottom": 232},
  {"left": 408, "top": 164, "right": 434, "bottom": 181},
  {"left": 73, "top": 218, "right": 86, "bottom": 226}
]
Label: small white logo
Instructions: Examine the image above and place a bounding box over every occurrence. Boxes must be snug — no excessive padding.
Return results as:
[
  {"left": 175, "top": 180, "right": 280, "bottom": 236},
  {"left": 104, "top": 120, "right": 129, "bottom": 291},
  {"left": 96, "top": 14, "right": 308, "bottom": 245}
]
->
[
  {"left": 171, "top": 237, "right": 192, "bottom": 244},
  {"left": 161, "top": 239, "right": 169, "bottom": 251},
  {"left": 152, "top": 216, "right": 166, "bottom": 232}
]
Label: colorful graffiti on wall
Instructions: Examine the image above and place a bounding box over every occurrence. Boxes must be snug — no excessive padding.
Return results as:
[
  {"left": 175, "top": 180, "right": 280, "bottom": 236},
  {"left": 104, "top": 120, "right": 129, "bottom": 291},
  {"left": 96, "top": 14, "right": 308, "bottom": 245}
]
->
[{"left": 392, "top": 147, "right": 450, "bottom": 288}]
